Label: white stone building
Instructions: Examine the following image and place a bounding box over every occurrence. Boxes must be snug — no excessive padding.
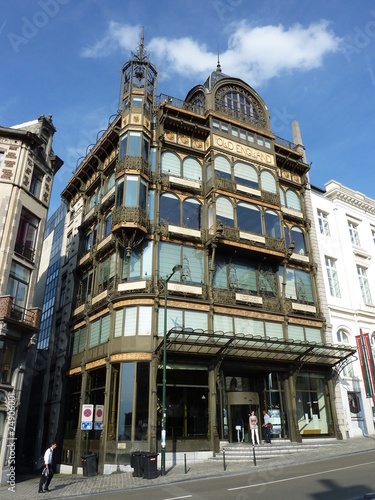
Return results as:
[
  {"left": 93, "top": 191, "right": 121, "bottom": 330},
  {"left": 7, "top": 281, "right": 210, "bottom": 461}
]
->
[{"left": 310, "top": 181, "right": 375, "bottom": 437}]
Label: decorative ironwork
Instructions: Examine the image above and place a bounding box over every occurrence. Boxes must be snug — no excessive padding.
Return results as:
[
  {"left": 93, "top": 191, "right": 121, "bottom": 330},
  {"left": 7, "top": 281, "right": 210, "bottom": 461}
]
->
[
  {"left": 112, "top": 206, "right": 148, "bottom": 229},
  {"left": 261, "top": 190, "right": 280, "bottom": 206},
  {"left": 264, "top": 236, "right": 286, "bottom": 254},
  {"left": 156, "top": 94, "right": 206, "bottom": 116},
  {"left": 213, "top": 289, "right": 236, "bottom": 305},
  {"left": 116, "top": 156, "right": 151, "bottom": 177},
  {"left": 215, "top": 176, "right": 236, "bottom": 194},
  {"left": 214, "top": 85, "right": 267, "bottom": 130},
  {"left": 14, "top": 241, "right": 35, "bottom": 261}
]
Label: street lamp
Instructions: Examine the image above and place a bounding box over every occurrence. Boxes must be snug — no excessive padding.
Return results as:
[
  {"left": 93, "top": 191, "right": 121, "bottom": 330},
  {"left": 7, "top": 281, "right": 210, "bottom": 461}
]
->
[{"left": 161, "top": 264, "right": 182, "bottom": 476}]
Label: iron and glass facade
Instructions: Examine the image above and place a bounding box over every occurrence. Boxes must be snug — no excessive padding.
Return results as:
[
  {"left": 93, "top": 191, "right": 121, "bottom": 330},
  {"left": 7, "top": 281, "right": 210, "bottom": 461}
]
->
[{"left": 59, "top": 41, "right": 354, "bottom": 473}]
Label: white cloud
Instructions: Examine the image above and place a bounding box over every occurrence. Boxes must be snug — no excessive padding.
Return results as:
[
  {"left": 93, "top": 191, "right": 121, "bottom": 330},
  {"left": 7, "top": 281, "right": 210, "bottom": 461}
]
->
[
  {"left": 81, "top": 20, "right": 342, "bottom": 87},
  {"left": 81, "top": 22, "right": 141, "bottom": 58}
]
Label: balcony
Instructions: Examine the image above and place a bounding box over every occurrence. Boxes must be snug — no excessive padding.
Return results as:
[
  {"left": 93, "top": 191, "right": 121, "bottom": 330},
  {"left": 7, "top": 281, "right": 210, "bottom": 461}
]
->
[
  {"left": 0, "top": 296, "right": 41, "bottom": 329},
  {"left": 14, "top": 241, "right": 35, "bottom": 261},
  {"left": 112, "top": 206, "right": 148, "bottom": 232},
  {"left": 116, "top": 156, "right": 151, "bottom": 177}
]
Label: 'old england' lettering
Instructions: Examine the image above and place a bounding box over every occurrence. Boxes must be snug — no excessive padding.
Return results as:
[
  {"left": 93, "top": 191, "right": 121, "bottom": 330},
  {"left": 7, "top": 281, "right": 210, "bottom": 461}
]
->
[{"left": 214, "top": 135, "right": 275, "bottom": 166}]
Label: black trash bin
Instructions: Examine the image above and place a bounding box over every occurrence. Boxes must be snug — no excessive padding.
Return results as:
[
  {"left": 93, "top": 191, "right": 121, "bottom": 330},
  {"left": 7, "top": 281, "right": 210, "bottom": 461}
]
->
[
  {"left": 82, "top": 454, "right": 97, "bottom": 477},
  {"left": 131, "top": 452, "right": 143, "bottom": 478},
  {"left": 142, "top": 452, "right": 159, "bottom": 479}
]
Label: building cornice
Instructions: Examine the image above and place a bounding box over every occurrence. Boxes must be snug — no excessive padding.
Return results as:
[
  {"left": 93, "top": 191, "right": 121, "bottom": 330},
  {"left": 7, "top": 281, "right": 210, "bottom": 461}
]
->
[{"left": 324, "top": 180, "right": 375, "bottom": 215}]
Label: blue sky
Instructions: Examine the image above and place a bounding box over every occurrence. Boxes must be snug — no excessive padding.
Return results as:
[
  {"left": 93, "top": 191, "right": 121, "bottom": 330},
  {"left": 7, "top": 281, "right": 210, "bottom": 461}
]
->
[{"left": 1, "top": 0, "right": 375, "bottom": 215}]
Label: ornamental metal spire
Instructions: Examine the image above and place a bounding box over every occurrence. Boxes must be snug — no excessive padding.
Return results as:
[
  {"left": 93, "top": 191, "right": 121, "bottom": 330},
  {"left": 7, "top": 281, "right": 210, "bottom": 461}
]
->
[{"left": 217, "top": 42, "right": 222, "bottom": 72}]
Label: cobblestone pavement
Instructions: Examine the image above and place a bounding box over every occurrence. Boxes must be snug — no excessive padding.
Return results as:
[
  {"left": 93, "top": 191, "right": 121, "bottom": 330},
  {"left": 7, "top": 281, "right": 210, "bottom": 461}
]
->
[{"left": 2, "top": 436, "right": 375, "bottom": 500}]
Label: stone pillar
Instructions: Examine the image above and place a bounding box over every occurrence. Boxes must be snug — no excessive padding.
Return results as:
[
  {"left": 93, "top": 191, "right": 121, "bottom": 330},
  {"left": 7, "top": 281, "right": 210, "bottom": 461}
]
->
[{"left": 327, "top": 377, "right": 343, "bottom": 440}]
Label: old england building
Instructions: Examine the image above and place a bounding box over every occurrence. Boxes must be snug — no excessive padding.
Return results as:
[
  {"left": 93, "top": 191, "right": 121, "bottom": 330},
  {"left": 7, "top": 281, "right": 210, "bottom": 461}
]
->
[{"left": 51, "top": 39, "right": 356, "bottom": 474}]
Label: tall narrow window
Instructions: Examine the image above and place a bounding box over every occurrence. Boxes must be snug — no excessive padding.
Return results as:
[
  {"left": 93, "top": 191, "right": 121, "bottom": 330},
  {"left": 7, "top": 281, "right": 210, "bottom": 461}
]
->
[
  {"left": 325, "top": 257, "right": 340, "bottom": 298},
  {"left": 183, "top": 198, "right": 201, "bottom": 229},
  {"left": 260, "top": 170, "right": 276, "bottom": 193},
  {"left": 264, "top": 209, "right": 281, "bottom": 238},
  {"left": 161, "top": 151, "right": 180, "bottom": 176},
  {"left": 15, "top": 210, "right": 39, "bottom": 261},
  {"left": 285, "top": 189, "right": 301, "bottom": 211},
  {"left": 357, "top": 266, "right": 371, "bottom": 304},
  {"left": 317, "top": 210, "right": 330, "bottom": 236},
  {"left": 6, "top": 261, "right": 31, "bottom": 309},
  {"left": 103, "top": 212, "right": 112, "bottom": 238},
  {"left": 348, "top": 221, "right": 360, "bottom": 246},
  {"left": 216, "top": 197, "right": 234, "bottom": 227},
  {"left": 237, "top": 203, "right": 262, "bottom": 234},
  {"left": 159, "top": 193, "right": 180, "bottom": 226},
  {"left": 30, "top": 166, "right": 43, "bottom": 198},
  {"left": 291, "top": 226, "right": 306, "bottom": 255},
  {"left": 183, "top": 157, "right": 201, "bottom": 181}
]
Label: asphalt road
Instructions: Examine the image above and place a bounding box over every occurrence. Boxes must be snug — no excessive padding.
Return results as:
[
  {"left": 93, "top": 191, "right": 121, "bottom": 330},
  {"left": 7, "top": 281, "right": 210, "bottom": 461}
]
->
[{"left": 64, "top": 449, "right": 375, "bottom": 500}]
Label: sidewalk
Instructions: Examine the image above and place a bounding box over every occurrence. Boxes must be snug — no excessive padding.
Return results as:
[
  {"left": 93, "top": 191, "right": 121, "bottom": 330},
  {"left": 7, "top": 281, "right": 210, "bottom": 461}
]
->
[{"left": 2, "top": 436, "right": 375, "bottom": 500}]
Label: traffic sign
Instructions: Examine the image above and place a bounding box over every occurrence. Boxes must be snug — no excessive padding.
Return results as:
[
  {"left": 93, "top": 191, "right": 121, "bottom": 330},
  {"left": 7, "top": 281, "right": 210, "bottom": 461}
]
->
[
  {"left": 94, "top": 422, "right": 103, "bottom": 430},
  {"left": 82, "top": 404, "right": 94, "bottom": 422},
  {"left": 81, "top": 421, "right": 93, "bottom": 430}
]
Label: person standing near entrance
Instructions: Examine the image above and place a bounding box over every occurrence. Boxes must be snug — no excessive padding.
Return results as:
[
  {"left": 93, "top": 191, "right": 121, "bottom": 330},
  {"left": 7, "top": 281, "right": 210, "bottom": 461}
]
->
[
  {"left": 38, "top": 441, "right": 57, "bottom": 493},
  {"left": 262, "top": 410, "right": 272, "bottom": 444},
  {"left": 249, "top": 410, "right": 259, "bottom": 446}
]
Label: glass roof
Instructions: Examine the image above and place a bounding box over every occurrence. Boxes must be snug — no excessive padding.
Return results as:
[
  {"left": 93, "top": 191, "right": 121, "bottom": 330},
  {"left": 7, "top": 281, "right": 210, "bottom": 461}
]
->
[{"left": 156, "top": 328, "right": 356, "bottom": 368}]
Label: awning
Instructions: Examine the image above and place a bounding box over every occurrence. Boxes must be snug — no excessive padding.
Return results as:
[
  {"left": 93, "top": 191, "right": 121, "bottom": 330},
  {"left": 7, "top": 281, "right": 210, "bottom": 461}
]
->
[{"left": 156, "top": 328, "right": 356, "bottom": 369}]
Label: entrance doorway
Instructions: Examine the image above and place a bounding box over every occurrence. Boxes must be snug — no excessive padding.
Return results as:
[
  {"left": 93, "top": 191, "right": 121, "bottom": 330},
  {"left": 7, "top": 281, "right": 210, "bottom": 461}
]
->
[{"left": 227, "top": 391, "right": 259, "bottom": 443}]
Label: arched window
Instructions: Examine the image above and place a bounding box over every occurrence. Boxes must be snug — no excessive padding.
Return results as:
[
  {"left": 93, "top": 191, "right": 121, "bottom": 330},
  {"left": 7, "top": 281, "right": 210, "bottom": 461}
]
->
[
  {"left": 234, "top": 162, "right": 258, "bottom": 188},
  {"left": 216, "top": 196, "right": 234, "bottom": 227},
  {"left": 160, "top": 193, "right": 180, "bottom": 226},
  {"left": 107, "top": 171, "right": 115, "bottom": 191},
  {"left": 337, "top": 329, "right": 350, "bottom": 344},
  {"left": 183, "top": 157, "right": 201, "bottom": 181},
  {"left": 261, "top": 170, "right": 276, "bottom": 193},
  {"left": 222, "top": 91, "right": 259, "bottom": 122},
  {"left": 284, "top": 224, "right": 291, "bottom": 250},
  {"left": 264, "top": 209, "right": 281, "bottom": 238},
  {"left": 286, "top": 189, "right": 301, "bottom": 211},
  {"left": 183, "top": 198, "right": 201, "bottom": 229},
  {"left": 337, "top": 329, "right": 354, "bottom": 377},
  {"left": 280, "top": 188, "right": 286, "bottom": 207},
  {"left": 214, "top": 155, "right": 231, "bottom": 181},
  {"left": 291, "top": 226, "right": 306, "bottom": 255},
  {"left": 237, "top": 202, "right": 262, "bottom": 234},
  {"left": 103, "top": 211, "right": 112, "bottom": 238},
  {"left": 161, "top": 151, "right": 180, "bottom": 176}
]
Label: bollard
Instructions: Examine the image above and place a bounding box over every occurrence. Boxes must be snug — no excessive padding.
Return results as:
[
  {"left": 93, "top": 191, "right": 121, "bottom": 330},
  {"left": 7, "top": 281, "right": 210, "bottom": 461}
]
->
[
  {"left": 223, "top": 449, "right": 226, "bottom": 471},
  {"left": 184, "top": 453, "right": 187, "bottom": 474},
  {"left": 253, "top": 446, "right": 257, "bottom": 466}
]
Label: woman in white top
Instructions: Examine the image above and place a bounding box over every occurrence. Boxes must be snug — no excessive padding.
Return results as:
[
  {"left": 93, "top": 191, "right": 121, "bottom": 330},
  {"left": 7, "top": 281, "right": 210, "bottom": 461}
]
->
[{"left": 249, "top": 410, "right": 259, "bottom": 446}]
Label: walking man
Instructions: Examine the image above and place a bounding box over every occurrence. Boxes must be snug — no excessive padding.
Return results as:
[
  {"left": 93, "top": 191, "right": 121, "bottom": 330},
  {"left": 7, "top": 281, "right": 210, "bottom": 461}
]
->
[
  {"left": 38, "top": 441, "right": 57, "bottom": 493},
  {"left": 262, "top": 410, "right": 272, "bottom": 444}
]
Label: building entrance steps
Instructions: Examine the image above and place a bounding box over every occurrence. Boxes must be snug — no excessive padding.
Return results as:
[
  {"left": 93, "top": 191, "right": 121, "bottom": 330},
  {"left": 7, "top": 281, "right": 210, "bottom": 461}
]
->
[{"left": 212, "top": 438, "right": 339, "bottom": 463}]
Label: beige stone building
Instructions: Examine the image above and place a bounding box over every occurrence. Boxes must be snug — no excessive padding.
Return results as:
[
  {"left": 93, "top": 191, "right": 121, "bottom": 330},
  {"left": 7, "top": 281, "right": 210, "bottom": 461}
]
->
[{"left": 0, "top": 116, "right": 62, "bottom": 484}]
